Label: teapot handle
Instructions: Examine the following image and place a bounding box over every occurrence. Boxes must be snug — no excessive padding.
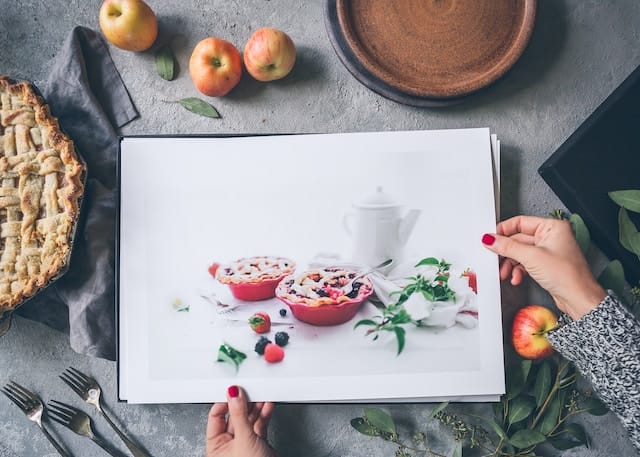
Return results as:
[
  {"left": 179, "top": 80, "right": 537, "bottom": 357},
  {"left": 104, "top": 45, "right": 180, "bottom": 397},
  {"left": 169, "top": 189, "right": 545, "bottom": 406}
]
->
[{"left": 342, "top": 213, "right": 354, "bottom": 236}]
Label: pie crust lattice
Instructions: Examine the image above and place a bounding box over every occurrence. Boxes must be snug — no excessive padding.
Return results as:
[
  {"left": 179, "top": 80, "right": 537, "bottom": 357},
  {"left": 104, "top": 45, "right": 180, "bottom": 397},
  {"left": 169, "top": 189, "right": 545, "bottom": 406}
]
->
[{"left": 0, "top": 76, "right": 84, "bottom": 314}]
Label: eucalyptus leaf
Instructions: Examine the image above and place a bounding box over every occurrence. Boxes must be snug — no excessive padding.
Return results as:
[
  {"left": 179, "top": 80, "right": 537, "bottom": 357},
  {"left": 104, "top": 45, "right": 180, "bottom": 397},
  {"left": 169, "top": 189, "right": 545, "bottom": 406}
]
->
[
  {"left": 480, "top": 417, "right": 508, "bottom": 440},
  {"left": 618, "top": 208, "right": 640, "bottom": 257},
  {"left": 429, "top": 401, "right": 449, "bottom": 419},
  {"left": 609, "top": 189, "right": 640, "bottom": 213},
  {"left": 583, "top": 396, "right": 608, "bottom": 416},
  {"left": 451, "top": 440, "right": 463, "bottom": 457},
  {"left": 537, "top": 397, "right": 562, "bottom": 435},
  {"left": 172, "top": 98, "right": 221, "bottom": 119},
  {"left": 351, "top": 417, "right": 379, "bottom": 437},
  {"left": 507, "top": 396, "right": 536, "bottom": 425},
  {"left": 563, "top": 423, "right": 589, "bottom": 447},
  {"left": 598, "top": 260, "right": 626, "bottom": 298},
  {"left": 506, "top": 360, "right": 532, "bottom": 400},
  {"left": 548, "top": 437, "right": 583, "bottom": 450},
  {"left": 492, "top": 401, "right": 504, "bottom": 423},
  {"left": 569, "top": 213, "right": 591, "bottom": 255},
  {"left": 533, "top": 361, "right": 552, "bottom": 407},
  {"left": 509, "top": 429, "right": 546, "bottom": 449},
  {"left": 155, "top": 45, "right": 176, "bottom": 81},
  {"left": 364, "top": 408, "right": 396, "bottom": 435}
]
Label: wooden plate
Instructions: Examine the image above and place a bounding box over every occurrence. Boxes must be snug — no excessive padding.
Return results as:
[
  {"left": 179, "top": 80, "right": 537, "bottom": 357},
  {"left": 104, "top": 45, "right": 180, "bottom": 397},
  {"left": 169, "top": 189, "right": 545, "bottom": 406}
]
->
[{"left": 335, "top": 0, "right": 536, "bottom": 99}]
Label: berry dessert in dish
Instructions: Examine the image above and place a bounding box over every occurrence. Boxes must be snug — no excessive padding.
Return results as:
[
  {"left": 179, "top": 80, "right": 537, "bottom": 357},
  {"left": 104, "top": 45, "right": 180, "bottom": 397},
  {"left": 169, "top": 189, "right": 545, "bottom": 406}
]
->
[
  {"left": 275, "top": 267, "right": 374, "bottom": 325},
  {"left": 215, "top": 256, "right": 295, "bottom": 301}
]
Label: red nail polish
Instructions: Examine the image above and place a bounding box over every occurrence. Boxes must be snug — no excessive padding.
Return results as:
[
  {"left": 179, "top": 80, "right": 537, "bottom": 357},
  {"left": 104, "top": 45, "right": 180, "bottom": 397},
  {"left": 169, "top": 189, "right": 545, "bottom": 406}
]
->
[
  {"left": 228, "top": 385, "right": 239, "bottom": 398},
  {"left": 482, "top": 233, "right": 496, "bottom": 245}
]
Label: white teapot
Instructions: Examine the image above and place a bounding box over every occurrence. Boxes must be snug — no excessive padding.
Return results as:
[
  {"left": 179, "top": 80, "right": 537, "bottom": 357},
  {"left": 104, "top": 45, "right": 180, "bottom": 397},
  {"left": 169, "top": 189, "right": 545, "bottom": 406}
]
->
[{"left": 343, "top": 187, "right": 421, "bottom": 268}]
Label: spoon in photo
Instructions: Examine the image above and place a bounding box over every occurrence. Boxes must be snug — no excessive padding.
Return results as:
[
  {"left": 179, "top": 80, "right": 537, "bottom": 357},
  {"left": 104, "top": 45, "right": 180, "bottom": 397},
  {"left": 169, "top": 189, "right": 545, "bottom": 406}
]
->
[{"left": 342, "top": 258, "right": 393, "bottom": 296}]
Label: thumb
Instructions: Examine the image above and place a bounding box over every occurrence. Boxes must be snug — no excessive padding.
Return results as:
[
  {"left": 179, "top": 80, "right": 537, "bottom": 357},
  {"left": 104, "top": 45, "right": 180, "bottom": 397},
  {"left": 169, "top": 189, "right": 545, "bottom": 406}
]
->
[
  {"left": 226, "top": 385, "right": 253, "bottom": 439},
  {"left": 481, "top": 233, "right": 535, "bottom": 265}
]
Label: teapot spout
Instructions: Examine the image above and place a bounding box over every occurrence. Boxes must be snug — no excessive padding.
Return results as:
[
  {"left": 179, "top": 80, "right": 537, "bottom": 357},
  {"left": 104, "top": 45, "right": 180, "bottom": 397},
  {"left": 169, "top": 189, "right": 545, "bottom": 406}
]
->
[{"left": 398, "top": 209, "right": 421, "bottom": 244}]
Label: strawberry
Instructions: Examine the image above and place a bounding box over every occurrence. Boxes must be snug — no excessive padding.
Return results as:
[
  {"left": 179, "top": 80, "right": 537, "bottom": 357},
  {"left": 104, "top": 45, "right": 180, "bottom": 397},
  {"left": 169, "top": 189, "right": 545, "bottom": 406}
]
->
[
  {"left": 264, "top": 343, "right": 284, "bottom": 363},
  {"left": 208, "top": 262, "right": 220, "bottom": 277},
  {"left": 462, "top": 269, "right": 477, "bottom": 294},
  {"left": 248, "top": 312, "right": 271, "bottom": 334}
]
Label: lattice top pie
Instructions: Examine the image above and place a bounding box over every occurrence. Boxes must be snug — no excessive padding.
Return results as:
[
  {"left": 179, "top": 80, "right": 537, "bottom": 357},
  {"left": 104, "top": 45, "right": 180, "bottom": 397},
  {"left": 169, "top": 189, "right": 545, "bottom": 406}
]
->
[
  {"left": 215, "top": 256, "right": 296, "bottom": 284},
  {"left": 0, "top": 76, "right": 84, "bottom": 314},
  {"left": 276, "top": 267, "right": 373, "bottom": 307}
]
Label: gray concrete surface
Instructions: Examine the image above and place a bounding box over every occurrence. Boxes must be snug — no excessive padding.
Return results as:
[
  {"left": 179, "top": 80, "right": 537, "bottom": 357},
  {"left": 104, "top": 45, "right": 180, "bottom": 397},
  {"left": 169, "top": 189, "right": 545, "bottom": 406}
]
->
[{"left": 1, "top": 1, "right": 639, "bottom": 456}]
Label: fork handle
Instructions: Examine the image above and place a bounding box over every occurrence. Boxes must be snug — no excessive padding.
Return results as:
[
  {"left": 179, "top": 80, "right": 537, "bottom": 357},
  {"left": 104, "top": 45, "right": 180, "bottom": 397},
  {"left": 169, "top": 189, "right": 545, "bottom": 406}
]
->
[
  {"left": 90, "top": 434, "right": 125, "bottom": 457},
  {"left": 38, "top": 423, "right": 72, "bottom": 457},
  {"left": 99, "top": 409, "right": 151, "bottom": 457}
]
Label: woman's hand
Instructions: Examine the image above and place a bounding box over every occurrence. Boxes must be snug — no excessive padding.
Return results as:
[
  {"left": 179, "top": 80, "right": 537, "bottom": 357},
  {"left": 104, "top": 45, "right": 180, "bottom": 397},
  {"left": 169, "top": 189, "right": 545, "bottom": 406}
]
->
[
  {"left": 482, "top": 215, "right": 606, "bottom": 320},
  {"left": 206, "top": 385, "right": 277, "bottom": 457}
]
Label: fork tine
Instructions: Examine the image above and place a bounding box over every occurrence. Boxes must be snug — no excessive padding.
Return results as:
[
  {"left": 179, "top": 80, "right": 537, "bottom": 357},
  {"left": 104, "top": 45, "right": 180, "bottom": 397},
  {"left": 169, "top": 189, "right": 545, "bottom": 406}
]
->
[
  {"left": 47, "top": 412, "right": 69, "bottom": 427},
  {"left": 67, "top": 367, "right": 92, "bottom": 384},
  {"left": 59, "top": 374, "right": 85, "bottom": 398},
  {"left": 7, "top": 381, "right": 37, "bottom": 401},
  {"left": 47, "top": 402, "right": 76, "bottom": 420},
  {"left": 49, "top": 399, "right": 82, "bottom": 415},
  {"left": 62, "top": 369, "right": 88, "bottom": 388},
  {"left": 4, "top": 383, "right": 30, "bottom": 404},
  {"left": 1, "top": 387, "right": 27, "bottom": 409},
  {"left": 59, "top": 373, "right": 86, "bottom": 396}
]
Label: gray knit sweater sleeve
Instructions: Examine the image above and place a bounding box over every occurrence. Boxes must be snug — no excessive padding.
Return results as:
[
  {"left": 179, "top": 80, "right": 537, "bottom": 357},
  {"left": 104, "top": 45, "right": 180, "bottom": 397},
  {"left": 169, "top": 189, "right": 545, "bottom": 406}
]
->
[{"left": 546, "top": 293, "right": 640, "bottom": 452}]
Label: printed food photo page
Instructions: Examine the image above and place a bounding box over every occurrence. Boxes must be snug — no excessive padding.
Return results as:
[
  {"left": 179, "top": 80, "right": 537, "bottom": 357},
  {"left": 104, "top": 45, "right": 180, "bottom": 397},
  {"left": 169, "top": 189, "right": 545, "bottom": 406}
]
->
[{"left": 117, "top": 129, "right": 505, "bottom": 403}]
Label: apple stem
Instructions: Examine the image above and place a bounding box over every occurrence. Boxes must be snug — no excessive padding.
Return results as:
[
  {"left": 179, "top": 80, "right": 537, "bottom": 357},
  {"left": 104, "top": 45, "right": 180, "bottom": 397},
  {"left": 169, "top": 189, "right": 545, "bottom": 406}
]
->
[{"left": 211, "top": 57, "right": 222, "bottom": 68}]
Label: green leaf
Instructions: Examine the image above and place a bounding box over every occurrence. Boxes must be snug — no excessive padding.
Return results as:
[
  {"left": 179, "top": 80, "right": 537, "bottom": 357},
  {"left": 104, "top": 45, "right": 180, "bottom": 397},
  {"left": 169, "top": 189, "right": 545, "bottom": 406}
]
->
[
  {"left": 492, "top": 401, "right": 504, "bottom": 423},
  {"left": 537, "top": 397, "right": 562, "bottom": 435},
  {"left": 350, "top": 417, "right": 379, "bottom": 436},
  {"left": 172, "top": 98, "right": 221, "bottom": 119},
  {"left": 562, "top": 423, "right": 589, "bottom": 447},
  {"left": 482, "top": 417, "right": 509, "bottom": 440},
  {"left": 415, "top": 257, "right": 440, "bottom": 267},
  {"left": 583, "top": 396, "right": 608, "bottom": 416},
  {"left": 609, "top": 189, "right": 640, "bottom": 213},
  {"left": 506, "top": 360, "right": 532, "bottom": 400},
  {"left": 548, "top": 437, "right": 584, "bottom": 450},
  {"left": 364, "top": 408, "right": 396, "bottom": 435},
  {"left": 394, "top": 326, "right": 406, "bottom": 355},
  {"left": 507, "top": 396, "right": 536, "bottom": 425},
  {"left": 216, "top": 343, "right": 246, "bottom": 372},
  {"left": 354, "top": 319, "right": 377, "bottom": 329},
  {"left": 569, "top": 213, "right": 591, "bottom": 255},
  {"left": 155, "top": 45, "right": 176, "bottom": 81},
  {"left": 509, "top": 429, "right": 546, "bottom": 449},
  {"left": 618, "top": 208, "right": 640, "bottom": 256},
  {"left": 533, "top": 361, "right": 552, "bottom": 407},
  {"left": 429, "top": 401, "right": 449, "bottom": 419},
  {"left": 598, "top": 260, "right": 626, "bottom": 298},
  {"left": 451, "top": 440, "right": 463, "bottom": 457}
]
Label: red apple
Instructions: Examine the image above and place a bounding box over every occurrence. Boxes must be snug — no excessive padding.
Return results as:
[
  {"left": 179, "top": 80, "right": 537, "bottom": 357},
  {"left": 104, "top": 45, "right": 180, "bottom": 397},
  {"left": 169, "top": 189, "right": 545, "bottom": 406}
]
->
[
  {"left": 244, "top": 28, "right": 296, "bottom": 81},
  {"left": 511, "top": 305, "right": 558, "bottom": 359},
  {"left": 189, "top": 37, "right": 243, "bottom": 97},
  {"left": 99, "top": 0, "right": 158, "bottom": 51}
]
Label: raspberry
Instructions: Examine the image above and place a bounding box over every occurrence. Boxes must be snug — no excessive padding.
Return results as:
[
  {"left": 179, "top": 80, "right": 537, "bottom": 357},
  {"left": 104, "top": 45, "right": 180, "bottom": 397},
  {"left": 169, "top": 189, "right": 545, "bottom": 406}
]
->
[
  {"left": 264, "top": 343, "right": 284, "bottom": 363},
  {"left": 274, "top": 331, "right": 289, "bottom": 347},
  {"left": 254, "top": 336, "right": 271, "bottom": 355}
]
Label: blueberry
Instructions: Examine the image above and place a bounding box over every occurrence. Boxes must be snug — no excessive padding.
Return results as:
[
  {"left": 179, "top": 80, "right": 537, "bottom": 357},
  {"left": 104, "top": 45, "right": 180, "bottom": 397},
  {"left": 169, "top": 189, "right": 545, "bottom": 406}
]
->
[
  {"left": 254, "top": 336, "right": 271, "bottom": 355},
  {"left": 279, "top": 308, "right": 287, "bottom": 317},
  {"left": 275, "top": 332, "right": 289, "bottom": 347}
]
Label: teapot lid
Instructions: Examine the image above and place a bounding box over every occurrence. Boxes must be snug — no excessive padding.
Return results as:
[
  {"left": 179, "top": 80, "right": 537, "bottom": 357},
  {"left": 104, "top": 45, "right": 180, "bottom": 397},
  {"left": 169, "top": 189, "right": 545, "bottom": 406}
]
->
[{"left": 355, "top": 186, "right": 400, "bottom": 208}]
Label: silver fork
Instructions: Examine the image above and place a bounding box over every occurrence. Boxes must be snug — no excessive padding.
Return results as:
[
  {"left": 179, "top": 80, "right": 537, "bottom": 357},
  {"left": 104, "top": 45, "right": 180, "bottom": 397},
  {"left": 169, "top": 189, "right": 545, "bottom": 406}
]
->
[
  {"left": 60, "top": 367, "right": 151, "bottom": 457},
  {"left": 48, "top": 400, "right": 124, "bottom": 457},
  {"left": 1, "top": 381, "right": 71, "bottom": 457}
]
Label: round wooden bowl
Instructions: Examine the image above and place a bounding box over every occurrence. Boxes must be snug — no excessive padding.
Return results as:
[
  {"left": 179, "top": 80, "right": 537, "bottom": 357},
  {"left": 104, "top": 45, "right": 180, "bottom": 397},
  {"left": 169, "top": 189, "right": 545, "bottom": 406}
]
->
[{"left": 335, "top": 0, "right": 536, "bottom": 99}]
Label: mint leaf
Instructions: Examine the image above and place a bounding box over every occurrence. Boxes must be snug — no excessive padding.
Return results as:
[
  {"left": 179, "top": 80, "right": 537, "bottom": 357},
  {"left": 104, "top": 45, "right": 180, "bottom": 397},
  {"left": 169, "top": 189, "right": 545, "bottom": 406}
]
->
[{"left": 216, "top": 343, "right": 246, "bottom": 372}]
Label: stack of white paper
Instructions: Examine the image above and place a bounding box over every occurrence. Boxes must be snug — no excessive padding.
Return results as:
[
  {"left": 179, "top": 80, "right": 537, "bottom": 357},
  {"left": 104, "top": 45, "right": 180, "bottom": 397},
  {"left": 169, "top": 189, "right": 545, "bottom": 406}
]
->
[{"left": 118, "top": 129, "right": 504, "bottom": 403}]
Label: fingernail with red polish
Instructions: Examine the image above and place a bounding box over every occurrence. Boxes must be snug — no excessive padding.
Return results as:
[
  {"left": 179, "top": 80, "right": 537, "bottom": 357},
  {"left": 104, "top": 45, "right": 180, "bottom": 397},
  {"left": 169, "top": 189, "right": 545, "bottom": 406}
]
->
[
  {"left": 482, "top": 234, "right": 496, "bottom": 245},
  {"left": 228, "top": 385, "right": 239, "bottom": 398}
]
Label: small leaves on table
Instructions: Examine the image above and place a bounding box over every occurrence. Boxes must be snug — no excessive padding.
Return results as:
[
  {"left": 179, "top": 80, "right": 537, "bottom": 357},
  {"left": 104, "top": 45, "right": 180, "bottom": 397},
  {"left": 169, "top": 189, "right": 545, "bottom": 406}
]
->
[
  {"left": 155, "top": 45, "right": 176, "bottom": 81},
  {"left": 618, "top": 207, "right": 640, "bottom": 257},
  {"left": 175, "top": 98, "right": 221, "bottom": 119},
  {"left": 364, "top": 408, "right": 396, "bottom": 436},
  {"left": 598, "top": 259, "right": 626, "bottom": 298},
  {"left": 533, "top": 360, "right": 552, "bottom": 407},
  {"left": 569, "top": 213, "right": 590, "bottom": 256},
  {"left": 509, "top": 429, "right": 546, "bottom": 449},
  {"left": 609, "top": 189, "right": 640, "bottom": 213}
]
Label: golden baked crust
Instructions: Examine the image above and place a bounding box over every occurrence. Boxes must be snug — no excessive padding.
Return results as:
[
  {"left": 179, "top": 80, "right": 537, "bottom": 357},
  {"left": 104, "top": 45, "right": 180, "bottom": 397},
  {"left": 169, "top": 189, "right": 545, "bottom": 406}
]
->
[{"left": 0, "top": 76, "right": 84, "bottom": 314}]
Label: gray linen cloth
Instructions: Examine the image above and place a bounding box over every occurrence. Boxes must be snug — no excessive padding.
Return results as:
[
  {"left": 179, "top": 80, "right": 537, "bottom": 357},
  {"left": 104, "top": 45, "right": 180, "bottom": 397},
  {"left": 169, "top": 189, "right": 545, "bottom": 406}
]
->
[{"left": 16, "top": 26, "right": 138, "bottom": 360}]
